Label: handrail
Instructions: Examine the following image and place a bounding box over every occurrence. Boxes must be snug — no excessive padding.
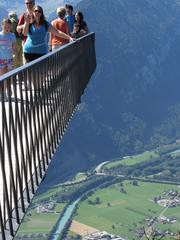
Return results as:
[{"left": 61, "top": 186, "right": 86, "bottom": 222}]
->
[
  {"left": 0, "top": 33, "right": 95, "bottom": 82},
  {"left": 0, "top": 32, "right": 96, "bottom": 240}
]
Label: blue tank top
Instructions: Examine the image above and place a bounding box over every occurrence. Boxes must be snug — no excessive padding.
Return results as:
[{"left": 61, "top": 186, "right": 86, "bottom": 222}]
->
[{"left": 23, "top": 21, "right": 50, "bottom": 54}]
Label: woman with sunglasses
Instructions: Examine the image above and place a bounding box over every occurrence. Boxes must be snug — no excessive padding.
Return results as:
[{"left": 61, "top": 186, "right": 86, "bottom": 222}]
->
[{"left": 23, "top": 5, "right": 74, "bottom": 63}]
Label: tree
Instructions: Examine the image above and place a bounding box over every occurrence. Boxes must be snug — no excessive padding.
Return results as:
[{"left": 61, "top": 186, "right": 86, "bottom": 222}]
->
[
  {"left": 88, "top": 200, "right": 93, "bottom": 205},
  {"left": 132, "top": 180, "right": 138, "bottom": 186},
  {"left": 95, "top": 197, "right": 101, "bottom": 204},
  {"left": 120, "top": 188, "right": 127, "bottom": 194},
  {"left": 119, "top": 182, "right": 123, "bottom": 187}
]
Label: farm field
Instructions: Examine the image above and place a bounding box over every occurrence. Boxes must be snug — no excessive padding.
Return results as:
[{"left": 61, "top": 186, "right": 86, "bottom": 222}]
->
[
  {"left": 73, "top": 172, "right": 88, "bottom": 181},
  {"left": 16, "top": 203, "right": 65, "bottom": 236},
  {"left": 32, "top": 186, "right": 64, "bottom": 204},
  {"left": 103, "top": 151, "right": 158, "bottom": 170},
  {"left": 70, "top": 220, "right": 98, "bottom": 236},
  {"left": 73, "top": 181, "right": 180, "bottom": 239},
  {"left": 17, "top": 212, "right": 58, "bottom": 234}
]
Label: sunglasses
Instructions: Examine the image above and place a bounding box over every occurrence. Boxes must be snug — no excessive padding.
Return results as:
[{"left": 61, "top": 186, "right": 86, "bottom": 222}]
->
[
  {"left": 25, "top": 2, "right": 33, "bottom": 4},
  {"left": 34, "top": 10, "right": 42, "bottom": 13}
]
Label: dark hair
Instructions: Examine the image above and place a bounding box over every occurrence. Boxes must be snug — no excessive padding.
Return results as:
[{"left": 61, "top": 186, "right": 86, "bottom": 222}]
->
[
  {"left": 74, "top": 23, "right": 80, "bottom": 28},
  {"left": 33, "top": 5, "right": 46, "bottom": 25},
  {"left": 65, "top": 4, "right": 73, "bottom": 11},
  {"left": 76, "top": 11, "right": 84, "bottom": 21}
]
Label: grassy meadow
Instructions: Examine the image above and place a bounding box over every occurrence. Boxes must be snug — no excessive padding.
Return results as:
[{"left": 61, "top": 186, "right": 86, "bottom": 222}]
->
[
  {"left": 103, "top": 151, "right": 158, "bottom": 170},
  {"left": 73, "top": 181, "right": 180, "bottom": 239},
  {"left": 17, "top": 212, "right": 58, "bottom": 234},
  {"left": 16, "top": 203, "right": 65, "bottom": 236}
]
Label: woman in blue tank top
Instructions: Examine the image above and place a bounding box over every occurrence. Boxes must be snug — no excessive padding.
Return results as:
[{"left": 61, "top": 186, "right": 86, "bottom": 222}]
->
[{"left": 23, "top": 5, "right": 74, "bottom": 62}]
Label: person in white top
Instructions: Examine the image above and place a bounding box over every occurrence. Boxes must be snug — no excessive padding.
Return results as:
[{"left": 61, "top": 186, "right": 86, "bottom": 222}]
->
[{"left": 0, "top": 19, "right": 17, "bottom": 97}]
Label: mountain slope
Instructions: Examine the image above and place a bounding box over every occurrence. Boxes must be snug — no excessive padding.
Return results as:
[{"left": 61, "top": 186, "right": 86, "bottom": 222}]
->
[
  {"left": 37, "top": 0, "right": 180, "bottom": 187},
  {"left": 75, "top": 0, "right": 180, "bottom": 139}
]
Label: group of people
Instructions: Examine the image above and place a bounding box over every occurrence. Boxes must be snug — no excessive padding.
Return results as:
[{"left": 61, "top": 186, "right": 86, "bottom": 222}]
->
[{"left": 0, "top": 0, "right": 89, "bottom": 78}]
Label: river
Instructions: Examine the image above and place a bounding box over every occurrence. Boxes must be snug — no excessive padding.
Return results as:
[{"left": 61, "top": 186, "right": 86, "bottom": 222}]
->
[{"left": 51, "top": 198, "right": 81, "bottom": 240}]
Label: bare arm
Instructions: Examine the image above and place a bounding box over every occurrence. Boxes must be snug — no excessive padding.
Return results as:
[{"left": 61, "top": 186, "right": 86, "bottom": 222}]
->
[
  {"left": 80, "top": 26, "right": 89, "bottom": 35},
  {"left": 12, "top": 42, "right": 18, "bottom": 68},
  {"left": 12, "top": 42, "right": 17, "bottom": 56},
  {"left": 16, "top": 14, "right": 25, "bottom": 34},
  {"left": 22, "top": 14, "right": 31, "bottom": 36},
  {"left": 84, "top": 25, "right": 89, "bottom": 33},
  {"left": 16, "top": 25, "right": 23, "bottom": 34},
  {"left": 48, "top": 25, "right": 74, "bottom": 41},
  {"left": 23, "top": 22, "right": 30, "bottom": 36},
  {"left": 48, "top": 32, "right": 52, "bottom": 51},
  {"left": 65, "top": 22, "right": 70, "bottom": 36}
]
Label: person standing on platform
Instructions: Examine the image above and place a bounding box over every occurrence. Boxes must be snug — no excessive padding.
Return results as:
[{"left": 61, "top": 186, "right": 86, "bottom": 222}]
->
[
  {"left": 65, "top": 4, "right": 75, "bottom": 33},
  {"left": 75, "top": 11, "right": 88, "bottom": 37},
  {"left": 71, "top": 23, "right": 81, "bottom": 39},
  {"left": 22, "top": 5, "right": 74, "bottom": 89},
  {"left": 16, "top": 0, "right": 35, "bottom": 64},
  {"left": 23, "top": 5, "right": 74, "bottom": 62},
  {"left": 0, "top": 19, "right": 17, "bottom": 98},
  {"left": 51, "top": 7, "right": 70, "bottom": 51},
  {"left": 8, "top": 11, "right": 23, "bottom": 67}
]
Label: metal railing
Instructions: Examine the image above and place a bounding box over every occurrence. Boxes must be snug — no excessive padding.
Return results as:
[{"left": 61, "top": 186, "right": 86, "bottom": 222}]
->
[{"left": 0, "top": 33, "right": 96, "bottom": 240}]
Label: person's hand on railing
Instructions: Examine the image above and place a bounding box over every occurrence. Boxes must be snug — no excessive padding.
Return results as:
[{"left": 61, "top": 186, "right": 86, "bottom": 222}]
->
[
  {"left": 69, "top": 37, "right": 76, "bottom": 42},
  {"left": 48, "top": 44, "right": 52, "bottom": 52}
]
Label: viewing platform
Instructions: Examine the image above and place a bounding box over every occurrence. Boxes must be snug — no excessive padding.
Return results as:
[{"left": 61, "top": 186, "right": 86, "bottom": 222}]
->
[{"left": 0, "top": 33, "right": 96, "bottom": 240}]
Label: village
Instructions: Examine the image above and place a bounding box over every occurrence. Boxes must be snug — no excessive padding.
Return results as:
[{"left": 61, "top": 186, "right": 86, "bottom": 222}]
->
[
  {"left": 82, "top": 231, "right": 126, "bottom": 240},
  {"left": 136, "top": 189, "right": 180, "bottom": 238},
  {"left": 36, "top": 202, "right": 56, "bottom": 214},
  {"left": 154, "top": 189, "right": 180, "bottom": 208}
]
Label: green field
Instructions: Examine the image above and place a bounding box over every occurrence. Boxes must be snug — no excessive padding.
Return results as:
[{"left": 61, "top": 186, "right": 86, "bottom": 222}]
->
[
  {"left": 73, "top": 181, "right": 180, "bottom": 239},
  {"left": 73, "top": 172, "right": 88, "bottom": 181},
  {"left": 32, "top": 186, "right": 64, "bottom": 204},
  {"left": 103, "top": 151, "right": 158, "bottom": 170},
  {"left": 16, "top": 203, "right": 65, "bottom": 236},
  {"left": 17, "top": 212, "right": 58, "bottom": 235},
  {"left": 170, "top": 149, "right": 180, "bottom": 158}
]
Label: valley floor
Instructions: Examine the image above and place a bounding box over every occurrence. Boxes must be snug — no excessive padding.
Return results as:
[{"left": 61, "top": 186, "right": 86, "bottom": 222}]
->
[{"left": 15, "top": 143, "right": 180, "bottom": 240}]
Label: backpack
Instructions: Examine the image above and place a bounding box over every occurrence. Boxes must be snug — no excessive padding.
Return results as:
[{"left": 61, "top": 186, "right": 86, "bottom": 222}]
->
[{"left": 10, "top": 16, "right": 22, "bottom": 39}]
